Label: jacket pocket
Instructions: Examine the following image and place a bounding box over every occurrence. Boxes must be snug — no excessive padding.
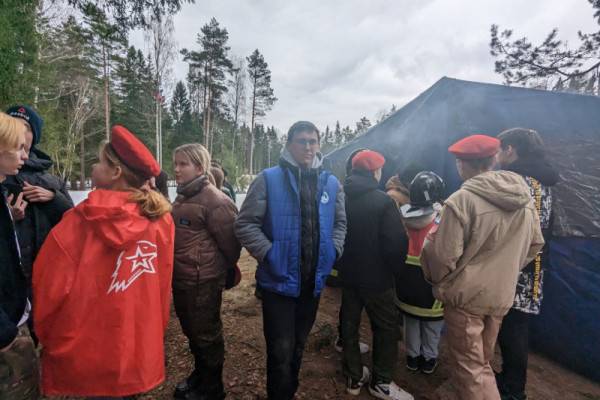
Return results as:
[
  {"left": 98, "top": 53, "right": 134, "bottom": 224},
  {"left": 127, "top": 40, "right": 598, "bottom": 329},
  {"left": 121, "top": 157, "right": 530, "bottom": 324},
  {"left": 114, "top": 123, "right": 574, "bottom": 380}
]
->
[{"left": 263, "top": 240, "right": 291, "bottom": 283}]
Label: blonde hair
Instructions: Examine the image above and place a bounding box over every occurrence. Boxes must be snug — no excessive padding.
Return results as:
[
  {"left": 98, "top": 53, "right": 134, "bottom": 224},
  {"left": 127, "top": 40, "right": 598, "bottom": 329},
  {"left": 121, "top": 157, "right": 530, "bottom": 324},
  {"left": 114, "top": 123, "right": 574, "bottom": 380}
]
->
[
  {"left": 101, "top": 143, "right": 171, "bottom": 220},
  {"left": 0, "top": 112, "right": 24, "bottom": 151},
  {"left": 174, "top": 143, "right": 211, "bottom": 174}
]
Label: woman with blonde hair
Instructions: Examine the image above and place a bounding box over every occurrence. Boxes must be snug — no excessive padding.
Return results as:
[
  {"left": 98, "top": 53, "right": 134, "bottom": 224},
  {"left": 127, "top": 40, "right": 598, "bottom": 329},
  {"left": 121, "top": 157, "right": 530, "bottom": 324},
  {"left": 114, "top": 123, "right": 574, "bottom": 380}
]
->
[
  {"left": 0, "top": 112, "right": 38, "bottom": 399},
  {"left": 32, "top": 125, "right": 175, "bottom": 398},
  {"left": 172, "top": 143, "right": 241, "bottom": 400}
]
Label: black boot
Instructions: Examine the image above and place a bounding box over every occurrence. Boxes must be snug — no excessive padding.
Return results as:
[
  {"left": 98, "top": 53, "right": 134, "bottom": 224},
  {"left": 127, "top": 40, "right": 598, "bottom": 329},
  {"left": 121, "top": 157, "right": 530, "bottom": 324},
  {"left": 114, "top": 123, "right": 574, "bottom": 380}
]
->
[
  {"left": 202, "top": 366, "right": 226, "bottom": 400},
  {"left": 174, "top": 370, "right": 201, "bottom": 399}
]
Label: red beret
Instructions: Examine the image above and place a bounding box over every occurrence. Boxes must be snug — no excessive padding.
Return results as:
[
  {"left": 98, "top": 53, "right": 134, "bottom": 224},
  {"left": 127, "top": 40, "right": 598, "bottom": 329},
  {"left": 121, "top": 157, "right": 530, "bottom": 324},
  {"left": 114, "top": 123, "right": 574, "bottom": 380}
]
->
[
  {"left": 110, "top": 125, "right": 160, "bottom": 178},
  {"left": 352, "top": 150, "right": 385, "bottom": 171},
  {"left": 448, "top": 134, "right": 500, "bottom": 160}
]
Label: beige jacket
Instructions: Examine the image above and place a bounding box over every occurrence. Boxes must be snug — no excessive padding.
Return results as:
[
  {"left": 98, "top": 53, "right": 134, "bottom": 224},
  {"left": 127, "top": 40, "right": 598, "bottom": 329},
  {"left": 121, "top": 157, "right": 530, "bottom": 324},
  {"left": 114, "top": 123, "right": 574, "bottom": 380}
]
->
[{"left": 421, "top": 170, "right": 545, "bottom": 316}]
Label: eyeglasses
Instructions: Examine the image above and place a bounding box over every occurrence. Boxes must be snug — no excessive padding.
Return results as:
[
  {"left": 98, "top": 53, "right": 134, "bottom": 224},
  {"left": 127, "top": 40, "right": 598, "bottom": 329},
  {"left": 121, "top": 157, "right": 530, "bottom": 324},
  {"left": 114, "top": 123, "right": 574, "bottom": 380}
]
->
[{"left": 293, "top": 138, "right": 319, "bottom": 147}]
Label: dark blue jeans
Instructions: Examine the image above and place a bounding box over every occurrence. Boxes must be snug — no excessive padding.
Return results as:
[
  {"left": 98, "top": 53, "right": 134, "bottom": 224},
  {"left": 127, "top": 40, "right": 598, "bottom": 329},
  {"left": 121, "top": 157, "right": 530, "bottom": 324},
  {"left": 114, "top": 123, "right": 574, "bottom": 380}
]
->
[{"left": 261, "top": 287, "right": 320, "bottom": 400}]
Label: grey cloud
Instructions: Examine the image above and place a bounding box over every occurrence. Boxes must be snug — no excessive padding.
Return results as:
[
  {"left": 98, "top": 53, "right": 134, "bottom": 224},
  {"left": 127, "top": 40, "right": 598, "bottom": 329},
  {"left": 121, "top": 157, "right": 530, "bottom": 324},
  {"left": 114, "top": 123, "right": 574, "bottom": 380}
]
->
[{"left": 130, "top": 0, "right": 598, "bottom": 134}]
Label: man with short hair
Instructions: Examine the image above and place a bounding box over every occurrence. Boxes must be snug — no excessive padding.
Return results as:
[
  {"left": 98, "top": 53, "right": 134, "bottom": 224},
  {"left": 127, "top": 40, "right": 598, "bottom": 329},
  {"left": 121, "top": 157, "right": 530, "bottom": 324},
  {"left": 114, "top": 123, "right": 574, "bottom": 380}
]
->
[
  {"left": 421, "top": 134, "right": 545, "bottom": 400},
  {"left": 235, "top": 121, "right": 346, "bottom": 400}
]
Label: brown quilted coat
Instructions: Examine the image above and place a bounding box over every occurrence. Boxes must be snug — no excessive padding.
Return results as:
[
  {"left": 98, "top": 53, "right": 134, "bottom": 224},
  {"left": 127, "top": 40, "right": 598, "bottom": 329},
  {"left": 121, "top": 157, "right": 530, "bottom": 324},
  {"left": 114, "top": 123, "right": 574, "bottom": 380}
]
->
[{"left": 172, "top": 176, "right": 241, "bottom": 289}]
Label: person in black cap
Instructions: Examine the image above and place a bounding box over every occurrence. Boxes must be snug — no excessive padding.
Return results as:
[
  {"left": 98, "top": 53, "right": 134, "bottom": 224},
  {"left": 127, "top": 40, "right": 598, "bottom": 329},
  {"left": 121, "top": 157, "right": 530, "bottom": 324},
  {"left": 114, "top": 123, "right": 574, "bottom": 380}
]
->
[
  {"left": 3, "top": 105, "right": 73, "bottom": 306},
  {"left": 0, "top": 111, "right": 39, "bottom": 399}
]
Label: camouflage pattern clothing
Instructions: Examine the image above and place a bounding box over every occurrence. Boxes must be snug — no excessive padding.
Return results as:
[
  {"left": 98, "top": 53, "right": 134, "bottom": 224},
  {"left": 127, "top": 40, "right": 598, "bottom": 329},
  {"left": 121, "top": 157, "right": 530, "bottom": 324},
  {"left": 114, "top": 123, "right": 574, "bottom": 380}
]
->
[
  {"left": 0, "top": 325, "right": 39, "bottom": 400},
  {"left": 512, "top": 176, "right": 553, "bottom": 315}
]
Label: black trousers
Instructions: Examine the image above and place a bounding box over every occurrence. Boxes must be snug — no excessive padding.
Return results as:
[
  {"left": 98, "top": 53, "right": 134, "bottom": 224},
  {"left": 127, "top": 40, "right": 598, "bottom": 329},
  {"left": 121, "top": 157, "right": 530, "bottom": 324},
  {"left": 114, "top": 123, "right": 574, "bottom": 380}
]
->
[
  {"left": 173, "top": 278, "right": 226, "bottom": 397},
  {"left": 341, "top": 287, "right": 399, "bottom": 383},
  {"left": 338, "top": 302, "right": 344, "bottom": 339},
  {"left": 262, "top": 287, "right": 320, "bottom": 400},
  {"left": 497, "top": 308, "right": 530, "bottom": 399}
]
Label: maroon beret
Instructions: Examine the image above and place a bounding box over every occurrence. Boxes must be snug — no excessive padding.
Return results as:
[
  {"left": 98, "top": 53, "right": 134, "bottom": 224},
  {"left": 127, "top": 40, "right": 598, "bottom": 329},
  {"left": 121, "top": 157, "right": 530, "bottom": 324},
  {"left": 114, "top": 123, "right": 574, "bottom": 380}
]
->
[
  {"left": 111, "top": 125, "right": 160, "bottom": 178},
  {"left": 352, "top": 150, "right": 385, "bottom": 171},
  {"left": 448, "top": 134, "right": 500, "bottom": 160}
]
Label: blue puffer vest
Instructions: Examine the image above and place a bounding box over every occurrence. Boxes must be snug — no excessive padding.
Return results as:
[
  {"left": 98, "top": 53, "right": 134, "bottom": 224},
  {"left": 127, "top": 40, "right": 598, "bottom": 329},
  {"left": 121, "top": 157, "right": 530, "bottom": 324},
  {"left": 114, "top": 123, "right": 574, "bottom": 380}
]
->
[{"left": 257, "top": 166, "right": 339, "bottom": 297}]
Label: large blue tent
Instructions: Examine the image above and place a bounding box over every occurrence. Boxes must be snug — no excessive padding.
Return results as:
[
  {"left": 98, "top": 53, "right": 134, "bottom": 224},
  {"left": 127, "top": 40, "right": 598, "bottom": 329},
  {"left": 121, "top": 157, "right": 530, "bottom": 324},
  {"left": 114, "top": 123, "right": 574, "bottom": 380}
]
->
[{"left": 324, "top": 77, "right": 600, "bottom": 382}]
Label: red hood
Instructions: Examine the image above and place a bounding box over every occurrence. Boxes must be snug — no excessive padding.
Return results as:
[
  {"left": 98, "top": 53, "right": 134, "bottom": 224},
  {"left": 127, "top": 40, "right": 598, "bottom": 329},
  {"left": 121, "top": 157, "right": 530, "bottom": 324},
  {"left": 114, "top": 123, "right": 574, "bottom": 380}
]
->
[{"left": 75, "top": 189, "right": 150, "bottom": 249}]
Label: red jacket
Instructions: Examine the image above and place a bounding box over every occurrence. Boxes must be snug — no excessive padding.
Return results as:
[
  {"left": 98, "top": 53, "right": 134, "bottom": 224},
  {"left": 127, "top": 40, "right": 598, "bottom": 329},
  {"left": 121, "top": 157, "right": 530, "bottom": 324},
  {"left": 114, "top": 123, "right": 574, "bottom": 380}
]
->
[{"left": 32, "top": 190, "right": 175, "bottom": 397}]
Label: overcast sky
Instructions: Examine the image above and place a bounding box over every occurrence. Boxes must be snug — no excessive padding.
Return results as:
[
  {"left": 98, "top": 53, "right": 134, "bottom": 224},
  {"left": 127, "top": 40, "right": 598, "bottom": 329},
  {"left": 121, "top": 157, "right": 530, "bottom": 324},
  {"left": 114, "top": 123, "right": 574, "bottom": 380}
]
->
[{"left": 131, "top": 0, "right": 598, "bottom": 134}]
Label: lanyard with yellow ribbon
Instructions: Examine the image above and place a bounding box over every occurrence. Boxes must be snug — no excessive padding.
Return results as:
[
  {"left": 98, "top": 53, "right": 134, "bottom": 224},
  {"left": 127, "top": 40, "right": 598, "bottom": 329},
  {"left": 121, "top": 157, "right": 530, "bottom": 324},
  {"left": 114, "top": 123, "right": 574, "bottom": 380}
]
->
[{"left": 531, "top": 178, "right": 543, "bottom": 301}]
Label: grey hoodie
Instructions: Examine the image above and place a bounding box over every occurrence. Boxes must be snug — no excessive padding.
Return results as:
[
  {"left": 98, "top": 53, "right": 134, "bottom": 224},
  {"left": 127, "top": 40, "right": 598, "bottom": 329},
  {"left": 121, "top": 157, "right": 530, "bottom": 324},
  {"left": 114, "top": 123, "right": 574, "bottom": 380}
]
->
[
  {"left": 234, "top": 148, "right": 346, "bottom": 265},
  {"left": 421, "top": 170, "right": 545, "bottom": 316}
]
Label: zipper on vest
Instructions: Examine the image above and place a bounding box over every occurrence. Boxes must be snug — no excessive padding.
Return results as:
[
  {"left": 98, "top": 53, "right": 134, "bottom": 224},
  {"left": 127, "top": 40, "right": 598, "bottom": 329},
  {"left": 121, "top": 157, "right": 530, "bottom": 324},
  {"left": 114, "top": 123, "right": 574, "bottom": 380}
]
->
[{"left": 297, "top": 169, "right": 303, "bottom": 297}]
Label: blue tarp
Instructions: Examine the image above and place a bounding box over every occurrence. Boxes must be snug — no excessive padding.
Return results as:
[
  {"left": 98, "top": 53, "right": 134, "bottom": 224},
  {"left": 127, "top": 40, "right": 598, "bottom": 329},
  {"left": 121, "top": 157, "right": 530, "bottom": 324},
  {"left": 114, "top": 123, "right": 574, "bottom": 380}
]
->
[
  {"left": 532, "top": 238, "right": 600, "bottom": 381},
  {"left": 324, "top": 77, "right": 600, "bottom": 381}
]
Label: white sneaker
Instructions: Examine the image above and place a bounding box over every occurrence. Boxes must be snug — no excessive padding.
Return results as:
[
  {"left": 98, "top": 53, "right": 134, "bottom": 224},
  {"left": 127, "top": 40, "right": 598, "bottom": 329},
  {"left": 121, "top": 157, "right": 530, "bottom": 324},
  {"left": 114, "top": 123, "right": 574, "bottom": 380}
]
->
[
  {"left": 369, "top": 380, "right": 414, "bottom": 400},
  {"left": 346, "top": 366, "right": 370, "bottom": 395},
  {"left": 334, "top": 336, "right": 370, "bottom": 354}
]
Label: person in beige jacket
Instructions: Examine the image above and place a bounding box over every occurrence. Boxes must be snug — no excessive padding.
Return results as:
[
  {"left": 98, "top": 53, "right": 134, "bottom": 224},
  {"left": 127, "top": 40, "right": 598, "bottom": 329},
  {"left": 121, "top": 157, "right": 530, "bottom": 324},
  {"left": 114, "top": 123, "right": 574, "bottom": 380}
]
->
[{"left": 421, "top": 134, "right": 545, "bottom": 400}]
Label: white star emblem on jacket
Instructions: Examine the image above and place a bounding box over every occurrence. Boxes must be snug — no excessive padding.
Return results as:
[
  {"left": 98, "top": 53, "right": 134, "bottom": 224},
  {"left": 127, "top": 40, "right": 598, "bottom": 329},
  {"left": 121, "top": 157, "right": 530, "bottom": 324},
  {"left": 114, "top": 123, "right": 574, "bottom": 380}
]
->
[{"left": 107, "top": 240, "right": 158, "bottom": 294}]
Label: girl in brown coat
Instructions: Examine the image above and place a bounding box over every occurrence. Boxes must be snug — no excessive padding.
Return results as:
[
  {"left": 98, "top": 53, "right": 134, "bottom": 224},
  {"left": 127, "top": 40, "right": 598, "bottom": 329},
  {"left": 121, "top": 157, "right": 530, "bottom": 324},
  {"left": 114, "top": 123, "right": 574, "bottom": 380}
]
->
[{"left": 171, "top": 143, "right": 241, "bottom": 400}]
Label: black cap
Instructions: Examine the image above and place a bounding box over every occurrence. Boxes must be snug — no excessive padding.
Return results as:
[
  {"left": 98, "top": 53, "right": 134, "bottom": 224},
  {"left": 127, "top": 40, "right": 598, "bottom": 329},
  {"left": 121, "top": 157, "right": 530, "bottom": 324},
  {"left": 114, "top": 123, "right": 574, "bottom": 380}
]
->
[{"left": 6, "top": 105, "right": 43, "bottom": 146}]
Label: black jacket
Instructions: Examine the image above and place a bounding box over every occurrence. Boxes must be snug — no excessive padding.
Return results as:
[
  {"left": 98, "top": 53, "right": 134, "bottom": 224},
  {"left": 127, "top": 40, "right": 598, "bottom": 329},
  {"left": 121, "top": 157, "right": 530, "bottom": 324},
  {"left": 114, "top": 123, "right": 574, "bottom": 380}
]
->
[
  {"left": 279, "top": 157, "right": 320, "bottom": 288},
  {"left": 223, "top": 180, "right": 236, "bottom": 203},
  {"left": 0, "top": 184, "right": 27, "bottom": 348},
  {"left": 2, "top": 148, "right": 74, "bottom": 283},
  {"left": 506, "top": 157, "right": 559, "bottom": 314},
  {"left": 340, "top": 171, "right": 408, "bottom": 292}
]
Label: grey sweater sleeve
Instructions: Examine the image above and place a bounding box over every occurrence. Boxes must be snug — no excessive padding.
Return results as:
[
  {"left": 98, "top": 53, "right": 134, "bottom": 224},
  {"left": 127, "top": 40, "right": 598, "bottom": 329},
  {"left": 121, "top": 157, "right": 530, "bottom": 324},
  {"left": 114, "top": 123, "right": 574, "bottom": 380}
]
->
[
  {"left": 331, "top": 183, "right": 347, "bottom": 259},
  {"left": 234, "top": 174, "right": 272, "bottom": 262}
]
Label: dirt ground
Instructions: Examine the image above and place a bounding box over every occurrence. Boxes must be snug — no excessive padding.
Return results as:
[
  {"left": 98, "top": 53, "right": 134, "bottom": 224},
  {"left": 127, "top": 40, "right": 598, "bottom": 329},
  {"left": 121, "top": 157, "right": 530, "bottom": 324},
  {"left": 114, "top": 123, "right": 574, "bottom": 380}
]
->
[{"left": 49, "top": 251, "right": 600, "bottom": 400}]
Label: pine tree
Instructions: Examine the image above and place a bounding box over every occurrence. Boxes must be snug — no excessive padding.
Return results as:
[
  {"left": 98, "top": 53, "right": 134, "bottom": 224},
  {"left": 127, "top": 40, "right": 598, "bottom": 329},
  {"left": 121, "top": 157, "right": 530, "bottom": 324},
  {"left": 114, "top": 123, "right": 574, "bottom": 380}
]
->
[
  {"left": 181, "top": 18, "right": 233, "bottom": 151},
  {"left": 227, "top": 56, "right": 247, "bottom": 157},
  {"left": 342, "top": 125, "right": 355, "bottom": 143},
  {"left": 0, "top": 0, "right": 38, "bottom": 107},
  {"left": 171, "top": 81, "right": 192, "bottom": 131},
  {"left": 355, "top": 116, "right": 371, "bottom": 136},
  {"left": 146, "top": 15, "right": 176, "bottom": 166},
  {"left": 321, "top": 125, "right": 334, "bottom": 153},
  {"left": 35, "top": 15, "right": 102, "bottom": 187},
  {"left": 247, "top": 49, "right": 277, "bottom": 173},
  {"left": 269, "top": 126, "right": 283, "bottom": 167},
  {"left": 334, "top": 121, "right": 343, "bottom": 146},
  {"left": 113, "top": 46, "right": 155, "bottom": 146},
  {"left": 490, "top": 1, "right": 600, "bottom": 93},
  {"left": 66, "top": 0, "right": 194, "bottom": 29},
  {"left": 80, "top": 2, "right": 128, "bottom": 139}
]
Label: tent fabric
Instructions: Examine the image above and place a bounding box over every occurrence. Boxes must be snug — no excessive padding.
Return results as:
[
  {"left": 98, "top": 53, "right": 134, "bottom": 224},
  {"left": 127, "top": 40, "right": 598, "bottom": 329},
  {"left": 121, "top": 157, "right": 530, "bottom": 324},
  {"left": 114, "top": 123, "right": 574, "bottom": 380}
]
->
[
  {"left": 324, "top": 77, "right": 600, "bottom": 238},
  {"left": 531, "top": 237, "right": 600, "bottom": 382},
  {"left": 324, "top": 77, "right": 600, "bottom": 382}
]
